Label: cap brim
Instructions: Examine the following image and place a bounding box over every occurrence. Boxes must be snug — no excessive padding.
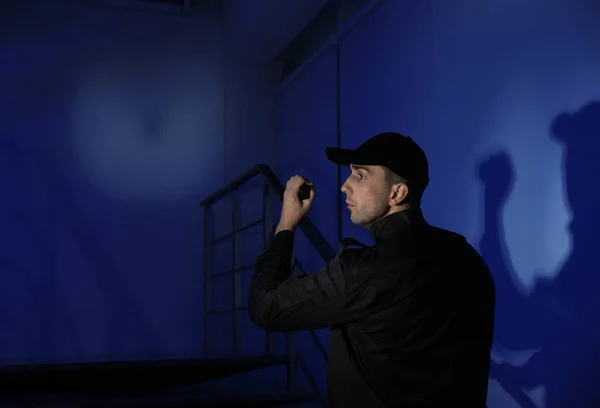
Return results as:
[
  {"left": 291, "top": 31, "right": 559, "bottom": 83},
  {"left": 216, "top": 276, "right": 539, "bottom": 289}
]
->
[{"left": 326, "top": 147, "right": 358, "bottom": 165}]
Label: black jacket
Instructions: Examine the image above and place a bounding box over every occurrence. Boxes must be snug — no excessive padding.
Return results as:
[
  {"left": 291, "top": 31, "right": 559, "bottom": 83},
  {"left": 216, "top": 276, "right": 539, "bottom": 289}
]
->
[{"left": 249, "top": 209, "right": 495, "bottom": 408}]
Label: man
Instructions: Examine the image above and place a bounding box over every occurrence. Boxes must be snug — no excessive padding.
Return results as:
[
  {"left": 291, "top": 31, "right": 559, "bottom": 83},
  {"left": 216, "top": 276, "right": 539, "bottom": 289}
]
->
[{"left": 248, "top": 132, "right": 495, "bottom": 407}]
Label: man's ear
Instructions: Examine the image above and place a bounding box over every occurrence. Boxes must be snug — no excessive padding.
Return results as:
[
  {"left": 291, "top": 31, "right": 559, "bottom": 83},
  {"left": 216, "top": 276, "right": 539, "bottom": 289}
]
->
[{"left": 389, "top": 183, "right": 409, "bottom": 206}]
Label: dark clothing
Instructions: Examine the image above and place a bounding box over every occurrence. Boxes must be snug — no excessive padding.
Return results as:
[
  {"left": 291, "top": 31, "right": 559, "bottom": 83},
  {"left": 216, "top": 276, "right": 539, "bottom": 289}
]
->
[{"left": 248, "top": 209, "right": 495, "bottom": 408}]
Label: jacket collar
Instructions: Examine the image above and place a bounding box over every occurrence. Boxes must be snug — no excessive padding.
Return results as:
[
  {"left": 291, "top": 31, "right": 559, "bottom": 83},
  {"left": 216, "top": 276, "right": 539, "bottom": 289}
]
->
[{"left": 369, "top": 208, "right": 427, "bottom": 242}]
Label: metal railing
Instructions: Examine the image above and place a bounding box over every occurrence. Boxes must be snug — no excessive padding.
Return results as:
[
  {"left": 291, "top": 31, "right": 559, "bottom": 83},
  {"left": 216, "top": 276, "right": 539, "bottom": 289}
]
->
[{"left": 200, "top": 164, "right": 335, "bottom": 407}]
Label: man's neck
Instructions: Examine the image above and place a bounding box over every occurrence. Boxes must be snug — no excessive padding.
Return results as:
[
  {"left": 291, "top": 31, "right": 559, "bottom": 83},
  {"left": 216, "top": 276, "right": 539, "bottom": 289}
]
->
[
  {"left": 386, "top": 202, "right": 417, "bottom": 216},
  {"left": 364, "top": 204, "right": 420, "bottom": 230}
]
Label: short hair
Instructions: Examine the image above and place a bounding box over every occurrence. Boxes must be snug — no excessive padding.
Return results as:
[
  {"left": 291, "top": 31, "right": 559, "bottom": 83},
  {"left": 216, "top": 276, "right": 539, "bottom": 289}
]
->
[
  {"left": 383, "top": 166, "right": 424, "bottom": 204},
  {"left": 383, "top": 167, "right": 406, "bottom": 185}
]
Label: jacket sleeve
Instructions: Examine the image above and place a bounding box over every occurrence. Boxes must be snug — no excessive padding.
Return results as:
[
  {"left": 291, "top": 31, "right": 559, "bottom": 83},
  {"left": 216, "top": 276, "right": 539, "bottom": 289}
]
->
[{"left": 248, "top": 229, "right": 352, "bottom": 331}]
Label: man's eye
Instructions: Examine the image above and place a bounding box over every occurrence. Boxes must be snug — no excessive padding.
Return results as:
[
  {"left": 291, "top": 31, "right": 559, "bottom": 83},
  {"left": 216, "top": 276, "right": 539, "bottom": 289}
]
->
[{"left": 356, "top": 173, "right": 365, "bottom": 180}]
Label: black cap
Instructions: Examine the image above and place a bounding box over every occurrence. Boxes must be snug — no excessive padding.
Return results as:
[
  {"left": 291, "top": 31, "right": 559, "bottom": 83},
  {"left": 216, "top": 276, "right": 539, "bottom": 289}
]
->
[{"left": 326, "top": 132, "right": 429, "bottom": 191}]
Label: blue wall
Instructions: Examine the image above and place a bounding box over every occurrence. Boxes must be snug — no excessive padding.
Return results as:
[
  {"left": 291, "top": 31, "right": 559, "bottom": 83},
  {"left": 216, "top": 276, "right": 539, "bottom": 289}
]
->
[
  {"left": 3, "top": 0, "right": 600, "bottom": 407},
  {"left": 275, "top": 0, "right": 600, "bottom": 406},
  {"left": 0, "top": 2, "right": 279, "bottom": 366}
]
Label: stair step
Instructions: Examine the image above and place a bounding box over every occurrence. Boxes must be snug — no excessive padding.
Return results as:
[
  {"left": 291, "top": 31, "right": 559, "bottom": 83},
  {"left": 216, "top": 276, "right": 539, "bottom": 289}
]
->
[
  {"left": 0, "top": 356, "right": 289, "bottom": 396},
  {"left": 0, "top": 393, "right": 317, "bottom": 408}
]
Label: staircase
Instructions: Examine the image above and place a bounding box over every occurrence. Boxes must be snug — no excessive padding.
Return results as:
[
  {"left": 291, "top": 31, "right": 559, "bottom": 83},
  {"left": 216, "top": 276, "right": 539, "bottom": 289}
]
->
[
  {"left": 199, "top": 164, "right": 335, "bottom": 407},
  {"left": 0, "top": 164, "right": 334, "bottom": 408}
]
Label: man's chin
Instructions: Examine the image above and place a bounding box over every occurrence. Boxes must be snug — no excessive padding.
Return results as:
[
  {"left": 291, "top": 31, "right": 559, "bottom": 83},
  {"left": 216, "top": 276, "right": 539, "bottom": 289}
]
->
[{"left": 350, "top": 215, "right": 369, "bottom": 228}]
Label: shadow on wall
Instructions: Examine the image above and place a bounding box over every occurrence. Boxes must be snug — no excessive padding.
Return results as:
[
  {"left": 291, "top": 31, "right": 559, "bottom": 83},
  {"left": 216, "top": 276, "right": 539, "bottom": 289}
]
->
[{"left": 478, "top": 101, "right": 600, "bottom": 407}]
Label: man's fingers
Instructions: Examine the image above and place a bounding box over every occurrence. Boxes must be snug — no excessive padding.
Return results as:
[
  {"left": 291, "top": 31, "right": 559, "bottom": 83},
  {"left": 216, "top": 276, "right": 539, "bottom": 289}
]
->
[
  {"left": 292, "top": 175, "right": 306, "bottom": 186},
  {"left": 286, "top": 175, "right": 308, "bottom": 191}
]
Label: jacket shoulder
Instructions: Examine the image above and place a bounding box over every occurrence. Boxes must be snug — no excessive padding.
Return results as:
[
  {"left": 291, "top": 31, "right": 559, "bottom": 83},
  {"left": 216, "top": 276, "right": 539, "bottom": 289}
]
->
[{"left": 428, "top": 225, "right": 468, "bottom": 243}]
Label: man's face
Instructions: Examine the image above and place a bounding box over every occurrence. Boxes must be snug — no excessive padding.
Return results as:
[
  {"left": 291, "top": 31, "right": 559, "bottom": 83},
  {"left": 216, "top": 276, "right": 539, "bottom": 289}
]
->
[{"left": 341, "top": 164, "right": 392, "bottom": 227}]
